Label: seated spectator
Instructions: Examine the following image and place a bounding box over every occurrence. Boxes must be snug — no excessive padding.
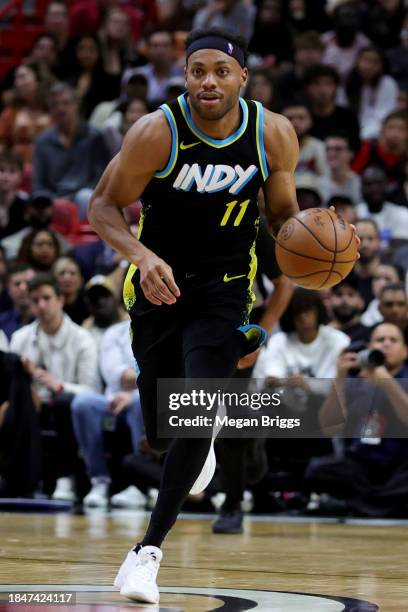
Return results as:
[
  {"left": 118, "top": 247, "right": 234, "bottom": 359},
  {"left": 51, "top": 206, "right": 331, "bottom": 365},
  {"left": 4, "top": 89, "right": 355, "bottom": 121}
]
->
[
  {"left": 0, "top": 150, "right": 27, "bottom": 240},
  {"left": 321, "top": 2, "right": 370, "bottom": 82},
  {"left": 1, "top": 193, "right": 70, "bottom": 260},
  {"left": 66, "top": 34, "right": 120, "bottom": 119},
  {"left": 388, "top": 157, "right": 408, "bottom": 207},
  {"left": 17, "top": 228, "right": 61, "bottom": 272},
  {"left": 245, "top": 68, "right": 278, "bottom": 112},
  {"left": 98, "top": 7, "right": 139, "bottom": 78},
  {"left": 307, "top": 322, "right": 408, "bottom": 517},
  {"left": 10, "top": 273, "right": 99, "bottom": 502},
  {"left": 253, "top": 289, "right": 350, "bottom": 382},
  {"left": 82, "top": 274, "right": 128, "bottom": 349},
  {"left": 327, "top": 195, "right": 356, "bottom": 224},
  {"left": 282, "top": 102, "right": 328, "bottom": 177},
  {"left": 248, "top": 0, "right": 294, "bottom": 67},
  {"left": 0, "top": 263, "right": 35, "bottom": 340},
  {"left": 304, "top": 65, "right": 360, "bottom": 152},
  {"left": 343, "top": 46, "right": 399, "bottom": 140},
  {"left": 378, "top": 283, "right": 408, "bottom": 344},
  {"left": 44, "top": 0, "right": 73, "bottom": 76},
  {"left": 386, "top": 11, "right": 408, "bottom": 91},
  {"left": 89, "top": 72, "right": 148, "bottom": 130},
  {"left": 0, "top": 245, "right": 12, "bottom": 311},
  {"left": 352, "top": 111, "right": 408, "bottom": 187},
  {"left": 53, "top": 255, "right": 89, "bottom": 325},
  {"left": 354, "top": 218, "right": 381, "bottom": 306},
  {"left": 122, "top": 31, "right": 183, "bottom": 108},
  {"left": 32, "top": 83, "right": 110, "bottom": 220},
  {"left": 329, "top": 272, "right": 371, "bottom": 343},
  {"left": 71, "top": 320, "right": 144, "bottom": 508},
  {"left": 356, "top": 166, "right": 408, "bottom": 240},
  {"left": 0, "top": 63, "right": 52, "bottom": 166},
  {"left": 317, "top": 134, "right": 362, "bottom": 205},
  {"left": 365, "top": 0, "right": 406, "bottom": 51},
  {"left": 362, "top": 263, "right": 403, "bottom": 327},
  {"left": 277, "top": 31, "right": 324, "bottom": 106},
  {"left": 194, "top": 0, "right": 257, "bottom": 43},
  {"left": 103, "top": 97, "right": 148, "bottom": 158}
]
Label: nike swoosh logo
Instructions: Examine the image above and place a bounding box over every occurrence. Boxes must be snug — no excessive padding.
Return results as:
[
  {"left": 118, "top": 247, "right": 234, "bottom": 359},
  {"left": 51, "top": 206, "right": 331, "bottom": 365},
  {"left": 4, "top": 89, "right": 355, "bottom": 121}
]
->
[
  {"left": 223, "top": 273, "right": 246, "bottom": 283},
  {"left": 180, "top": 141, "right": 200, "bottom": 150}
]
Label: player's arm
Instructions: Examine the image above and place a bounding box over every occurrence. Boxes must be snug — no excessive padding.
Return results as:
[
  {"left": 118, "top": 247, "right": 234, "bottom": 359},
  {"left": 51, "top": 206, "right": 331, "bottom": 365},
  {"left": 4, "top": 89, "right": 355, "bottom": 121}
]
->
[
  {"left": 88, "top": 111, "right": 180, "bottom": 306},
  {"left": 262, "top": 111, "right": 300, "bottom": 238}
]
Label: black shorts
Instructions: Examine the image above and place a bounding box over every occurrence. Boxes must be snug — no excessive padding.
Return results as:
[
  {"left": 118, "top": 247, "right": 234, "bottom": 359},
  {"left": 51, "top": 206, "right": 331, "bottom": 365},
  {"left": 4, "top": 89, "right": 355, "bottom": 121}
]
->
[{"left": 128, "top": 269, "right": 253, "bottom": 370}]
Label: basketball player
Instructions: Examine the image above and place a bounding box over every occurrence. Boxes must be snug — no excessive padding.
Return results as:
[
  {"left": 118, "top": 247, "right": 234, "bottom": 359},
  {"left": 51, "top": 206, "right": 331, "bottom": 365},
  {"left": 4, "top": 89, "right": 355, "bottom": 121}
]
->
[{"left": 89, "top": 28, "right": 300, "bottom": 604}]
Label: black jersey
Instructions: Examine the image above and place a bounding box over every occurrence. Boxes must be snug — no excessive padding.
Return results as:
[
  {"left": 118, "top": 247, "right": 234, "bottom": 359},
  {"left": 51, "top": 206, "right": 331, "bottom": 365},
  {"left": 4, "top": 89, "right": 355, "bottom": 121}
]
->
[{"left": 124, "top": 92, "right": 270, "bottom": 311}]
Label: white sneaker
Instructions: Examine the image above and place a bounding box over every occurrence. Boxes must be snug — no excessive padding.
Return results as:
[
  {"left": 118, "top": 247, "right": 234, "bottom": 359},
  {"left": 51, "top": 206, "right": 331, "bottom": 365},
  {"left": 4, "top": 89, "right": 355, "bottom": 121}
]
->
[
  {"left": 115, "top": 545, "right": 162, "bottom": 603},
  {"left": 190, "top": 439, "right": 216, "bottom": 495},
  {"left": 110, "top": 485, "right": 146, "bottom": 508},
  {"left": 83, "top": 478, "right": 109, "bottom": 508},
  {"left": 52, "top": 477, "right": 76, "bottom": 502}
]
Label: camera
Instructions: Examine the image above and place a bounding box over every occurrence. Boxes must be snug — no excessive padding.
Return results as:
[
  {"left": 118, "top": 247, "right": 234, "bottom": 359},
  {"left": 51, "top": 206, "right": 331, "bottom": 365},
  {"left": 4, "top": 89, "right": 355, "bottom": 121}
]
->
[{"left": 348, "top": 341, "right": 385, "bottom": 371}]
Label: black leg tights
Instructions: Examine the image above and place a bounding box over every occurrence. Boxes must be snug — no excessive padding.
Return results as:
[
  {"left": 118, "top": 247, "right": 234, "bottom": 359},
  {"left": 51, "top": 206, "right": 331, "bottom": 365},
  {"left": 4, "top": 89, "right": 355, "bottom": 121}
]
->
[{"left": 141, "top": 337, "right": 243, "bottom": 548}]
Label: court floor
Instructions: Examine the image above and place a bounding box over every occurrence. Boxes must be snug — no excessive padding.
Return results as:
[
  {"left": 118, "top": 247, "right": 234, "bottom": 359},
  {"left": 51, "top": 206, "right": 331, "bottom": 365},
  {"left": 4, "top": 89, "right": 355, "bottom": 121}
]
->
[{"left": 0, "top": 510, "right": 407, "bottom": 611}]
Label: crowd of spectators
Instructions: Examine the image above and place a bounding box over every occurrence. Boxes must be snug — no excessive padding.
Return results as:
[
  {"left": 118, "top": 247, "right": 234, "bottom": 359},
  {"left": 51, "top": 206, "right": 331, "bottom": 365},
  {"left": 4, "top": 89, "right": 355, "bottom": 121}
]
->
[{"left": 1, "top": 0, "right": 408, "bottom": 519}]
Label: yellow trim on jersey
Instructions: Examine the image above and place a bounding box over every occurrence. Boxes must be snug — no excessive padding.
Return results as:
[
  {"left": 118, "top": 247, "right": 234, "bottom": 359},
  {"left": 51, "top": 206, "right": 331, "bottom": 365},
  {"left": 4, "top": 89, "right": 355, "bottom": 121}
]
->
[
  {"left": 123, "top": 209, "right": 146, "bottom": 312},
  {"left": 244, "top": 217, "right": 259, "bottom": 323}
]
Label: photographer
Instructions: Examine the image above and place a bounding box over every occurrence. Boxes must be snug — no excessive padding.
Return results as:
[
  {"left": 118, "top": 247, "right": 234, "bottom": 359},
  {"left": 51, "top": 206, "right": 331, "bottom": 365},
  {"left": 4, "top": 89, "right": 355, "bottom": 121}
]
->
[{"left": 306, "top": 322, "right": 408, "bottom": 517}]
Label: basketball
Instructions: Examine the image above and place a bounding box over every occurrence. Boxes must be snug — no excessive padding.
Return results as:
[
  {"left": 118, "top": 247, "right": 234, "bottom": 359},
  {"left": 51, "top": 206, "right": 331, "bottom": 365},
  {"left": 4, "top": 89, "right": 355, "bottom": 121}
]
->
[{"left": 275, "top": 208, "right": 358, "bottom": 290}]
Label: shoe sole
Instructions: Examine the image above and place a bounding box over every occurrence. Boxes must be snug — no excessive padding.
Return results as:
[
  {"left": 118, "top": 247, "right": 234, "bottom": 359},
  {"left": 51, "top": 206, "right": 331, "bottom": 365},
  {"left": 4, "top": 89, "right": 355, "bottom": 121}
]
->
[
  {"left": 212, "top": 526, "right": 243, "bottom": 534},
  {"left": 120, "top": 586, "right": 159, "bottom": 604}
]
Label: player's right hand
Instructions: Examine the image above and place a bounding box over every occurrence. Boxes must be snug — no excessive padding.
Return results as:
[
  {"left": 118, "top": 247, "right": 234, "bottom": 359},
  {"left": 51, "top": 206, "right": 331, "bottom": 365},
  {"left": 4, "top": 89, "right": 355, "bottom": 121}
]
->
[{"left": 138, "top": 249, "right": 181, "bottom": 305}]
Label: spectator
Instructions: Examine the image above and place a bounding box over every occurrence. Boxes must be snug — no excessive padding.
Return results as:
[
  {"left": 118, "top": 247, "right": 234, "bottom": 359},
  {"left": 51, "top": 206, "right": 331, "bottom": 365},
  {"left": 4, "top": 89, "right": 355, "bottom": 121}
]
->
[
  {"left": 66, "top": 34, "right": 120, "bottom": 119},
  {"left": 245, "top": 68, "right": 277, "bottom": 112},
  {"left": 329, "top": 272, "right": 371, "bottom": 343},
  {"left": 304, "top": 65, "right": 360, "bottom": 152},
  {"left": 1, "top": 193, "right": 70, "bottom": 261},
  {"left": 82, "top": 274, "right": 128, "bottom": 349},
  {"left": 194, "top": 0, "right": 256, "bottom": 43},
  {"left": 366, "top": 0, "right": 406, "bottom": 51},
  {"left": 0, "top": 263, "right": 35, "bottom": 340},
  {"left": 277, "top": 30, "right": 325, "bottom": 106},
  {"left": 32, "top": 83, "right": 110, "bottom": 220},
  {"left": 25, "top": 34, "right": 60, "bottom": 81},
  {"left": 283, "top": 102, "right": 328, "bottom": 178},
  {"left": 317, "top": 134, "right": 362, "bottom": 205},
  {"left": 248, "top": 0, "right": 294, "bottom": 67},
  {"left": 122, "top": 31, "right": 183, "bottom": 107},
  {"left": 0, "top": 64, "right": 52, "bottom": 165},
  {"left": 253, "top": 289, "right": 350, "bottom": 381},
  {"left": 327, "top": 195, "right": 356, "bottom": 225},
  {"left": 103, "top": 97, "right": 148, "bottom": 158},
  {"left": 0, "top": 150, "right": 27, "bottom": 241},
  {"left": 295, "top": 173, "right": 322, "bottom": 210},
  {"left": 71, "top": 320, "right": 144, "bottom": 508},
  {"left": 308, "top": 322, "right": 408, "bottom": 517},
  {"left": 352, "top": 111, "right": 408, "bottom": 187},
  {"left": 53, "top": 255, "right": 89, "bottom": 325},
  {"left": 321, "top": 2, "right": 370, "bottom": 82},
  {"left": 356, "top": 167, "right": 408, "bottom": 240},
  {"left": 361, "top": 263, "right": 403, "bottom": 327},
  {"left": 344, "top": 46, "right": 399, "bottom": 140},
  {"left": 98, "top": 7, "right": 138, "bottom": 78},
  {"left": 0, "top": 245, "right": 12, "bottom": 311},
  {"left": 10, "top": 273, "right": 99, "bottom": 502},
  {"left": 354, "top": 218, "right": 381, "bottom": 306},
  {"left": 17, "top": 228, "right": 61, "bottom": 273},
  {"left": 89, "top": 72, "right": 148, "bottom": 130},
  {"left": 386, "top": 11, "right": 408, "bottom": 91},
  {"left": 44, "top": 0, "right": 71, "bottom": 65},
  {"left": 388, "top": 158, "right": 408, "bottom": 207},
  {"left": 378, "top": 283, "right": 408, "bottom": 343}
]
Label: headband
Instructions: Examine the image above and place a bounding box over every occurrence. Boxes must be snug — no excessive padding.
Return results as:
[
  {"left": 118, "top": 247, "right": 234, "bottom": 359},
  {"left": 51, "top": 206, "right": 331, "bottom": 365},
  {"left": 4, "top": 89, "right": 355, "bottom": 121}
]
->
[{"left": 186, "top": 35, "right": 245, "bottom": 68}]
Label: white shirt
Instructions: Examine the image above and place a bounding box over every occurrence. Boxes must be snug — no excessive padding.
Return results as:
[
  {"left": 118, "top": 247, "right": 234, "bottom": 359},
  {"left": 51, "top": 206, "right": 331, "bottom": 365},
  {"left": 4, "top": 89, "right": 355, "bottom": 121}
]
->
[
  {"left": 99, "top": 320, "right": 136, "bottom": 397},
  {"left": 10, "top": 314, "right": 100, "bottom": 401},
  {"left": 355, "top": 201, "right": 408, "bottom": 240},
  {"left": 253, "top": 325, "right": 350, "bottom": 388},
  {"left": 317, "top": 172, "right": 362, "bottom": 206},
  {"left": 358, "top": 76, "right": 399, "bottom": 140},
  {"left": 361, "top": 298, "right": 382, "bottom": 327},
  {"left": 0, "top": 329, "right": 9, "bottom": 352}
]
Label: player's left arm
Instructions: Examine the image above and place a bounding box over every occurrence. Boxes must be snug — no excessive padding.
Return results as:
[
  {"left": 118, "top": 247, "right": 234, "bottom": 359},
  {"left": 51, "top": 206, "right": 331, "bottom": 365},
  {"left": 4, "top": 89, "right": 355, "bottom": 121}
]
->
[{"left": 262, "top": 111, "right": 300, "bottom": 237}]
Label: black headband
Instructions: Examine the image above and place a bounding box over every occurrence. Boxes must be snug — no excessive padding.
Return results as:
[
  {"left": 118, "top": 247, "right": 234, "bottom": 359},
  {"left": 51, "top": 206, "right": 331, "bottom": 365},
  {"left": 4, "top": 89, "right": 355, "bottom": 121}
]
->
[{"left": 186, "top": 35, "right": 245, "bottom": 68}]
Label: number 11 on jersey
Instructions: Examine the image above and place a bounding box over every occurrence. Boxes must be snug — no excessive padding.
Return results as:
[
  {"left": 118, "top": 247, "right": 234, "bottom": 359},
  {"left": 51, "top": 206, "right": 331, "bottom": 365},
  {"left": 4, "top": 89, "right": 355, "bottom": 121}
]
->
[{"left": 220, "top": 199, "right": 250, "bottom": 227}]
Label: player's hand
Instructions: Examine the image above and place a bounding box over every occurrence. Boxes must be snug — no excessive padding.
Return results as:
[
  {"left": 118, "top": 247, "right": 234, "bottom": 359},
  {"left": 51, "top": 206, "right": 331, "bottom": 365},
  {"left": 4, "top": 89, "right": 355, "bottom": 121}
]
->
[
  {"left": 138, "top": 249, "right": 180, "bottom": 306},
  {"left": 237, "top": 349, "right": 259, "bottom": 370},
  {"left": 329, "top": 205, "right": 360, "bottom": 258}
]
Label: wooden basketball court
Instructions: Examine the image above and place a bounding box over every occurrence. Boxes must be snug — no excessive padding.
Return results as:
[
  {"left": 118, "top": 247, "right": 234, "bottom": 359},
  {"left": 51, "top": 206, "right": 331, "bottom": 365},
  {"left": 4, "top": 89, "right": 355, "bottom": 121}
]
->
[{"left": 0, "top": 510, "right": 407, "bottom": 610}]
